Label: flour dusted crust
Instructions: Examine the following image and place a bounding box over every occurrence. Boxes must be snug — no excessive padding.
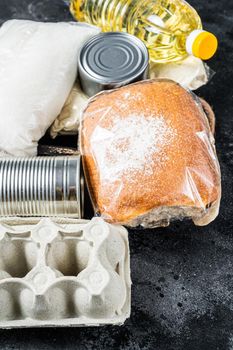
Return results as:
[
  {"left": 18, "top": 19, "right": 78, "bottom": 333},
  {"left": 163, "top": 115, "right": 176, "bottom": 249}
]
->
[{"left": 81, "top": 79, "right": 221, "bottom": 227}]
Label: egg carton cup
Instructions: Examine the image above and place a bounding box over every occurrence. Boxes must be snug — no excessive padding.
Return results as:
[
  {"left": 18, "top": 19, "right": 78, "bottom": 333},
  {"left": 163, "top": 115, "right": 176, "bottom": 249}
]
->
[{"left": 0, "top": 217, "right": 131, "bottom": 328}]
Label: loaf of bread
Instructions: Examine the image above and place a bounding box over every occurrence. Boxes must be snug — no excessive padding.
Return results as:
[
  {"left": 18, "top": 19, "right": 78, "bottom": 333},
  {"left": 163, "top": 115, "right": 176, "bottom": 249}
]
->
[{"left": 80, "top": 79, "right": 221, "bottom": 228}]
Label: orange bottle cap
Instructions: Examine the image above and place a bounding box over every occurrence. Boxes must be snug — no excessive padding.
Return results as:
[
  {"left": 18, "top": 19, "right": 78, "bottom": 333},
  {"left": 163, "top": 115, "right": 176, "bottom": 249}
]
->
[{"left": 192, "top": 31, "right": 218, "bottom": 60}]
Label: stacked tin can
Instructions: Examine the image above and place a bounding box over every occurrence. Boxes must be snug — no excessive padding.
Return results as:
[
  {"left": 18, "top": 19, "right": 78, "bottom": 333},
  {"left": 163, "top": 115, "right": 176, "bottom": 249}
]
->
[{"left": 0, "top": 156, "right": 83, "bottom": 217}]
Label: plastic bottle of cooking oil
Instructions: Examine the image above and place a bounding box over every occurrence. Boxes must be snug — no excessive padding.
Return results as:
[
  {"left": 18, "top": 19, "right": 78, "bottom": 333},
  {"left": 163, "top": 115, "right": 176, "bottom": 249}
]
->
[{"left": 69, "top": 0, "right": 218, "bottom": 63}]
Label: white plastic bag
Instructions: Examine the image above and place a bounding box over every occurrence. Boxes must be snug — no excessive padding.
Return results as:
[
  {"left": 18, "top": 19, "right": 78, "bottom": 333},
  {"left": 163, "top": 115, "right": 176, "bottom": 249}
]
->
[
  {"left": 150, "top": 56, "right": 213, "bottom": 90},
  {"left": 50, "top": 82, "right": 88, "bottom": 138},
  {"left": 0, "top": 20, "right": 100, "bottom": 156}
]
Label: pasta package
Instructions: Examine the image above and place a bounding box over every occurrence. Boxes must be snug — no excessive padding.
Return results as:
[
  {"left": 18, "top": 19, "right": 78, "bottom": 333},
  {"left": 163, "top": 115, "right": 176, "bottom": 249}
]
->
[{"left": 80, "top": 79, "right": 221, "bottom": 228}]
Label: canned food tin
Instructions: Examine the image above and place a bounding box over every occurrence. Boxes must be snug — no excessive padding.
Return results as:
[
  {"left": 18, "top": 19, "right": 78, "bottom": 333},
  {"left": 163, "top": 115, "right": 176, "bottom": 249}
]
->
[
  {"left": 78, "top": 32, "right": 149, "bottom": 97},
  {"left": 0, "top": 156, "right": 84, "bottom": 218}
]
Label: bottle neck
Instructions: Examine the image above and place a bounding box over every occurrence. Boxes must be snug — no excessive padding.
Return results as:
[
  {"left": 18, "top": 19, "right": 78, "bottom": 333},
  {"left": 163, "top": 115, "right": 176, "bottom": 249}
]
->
[{"left": 186, "top": 29, "right": 204, "bottom": 56}]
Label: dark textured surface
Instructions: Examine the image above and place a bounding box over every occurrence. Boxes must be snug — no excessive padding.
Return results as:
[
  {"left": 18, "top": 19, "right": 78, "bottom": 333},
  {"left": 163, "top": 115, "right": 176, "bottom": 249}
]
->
[{"left": 0, "top": 0, "right": 233, "bottom": 349}]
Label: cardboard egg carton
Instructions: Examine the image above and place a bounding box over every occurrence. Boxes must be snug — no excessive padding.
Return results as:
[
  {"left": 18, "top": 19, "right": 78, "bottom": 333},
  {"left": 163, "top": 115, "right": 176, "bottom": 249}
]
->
[{"left": 0, "top": 217, "right": 131, "bottom": 328}]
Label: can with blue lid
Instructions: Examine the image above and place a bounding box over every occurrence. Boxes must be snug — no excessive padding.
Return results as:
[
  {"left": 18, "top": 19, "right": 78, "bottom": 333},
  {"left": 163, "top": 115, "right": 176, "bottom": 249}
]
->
[{"left": 78, "top": 32, "right": 149, "bottom": 97}]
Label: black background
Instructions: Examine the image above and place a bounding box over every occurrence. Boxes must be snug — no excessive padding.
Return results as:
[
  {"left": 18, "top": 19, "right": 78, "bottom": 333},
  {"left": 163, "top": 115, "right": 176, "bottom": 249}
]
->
[{"left": 0, "top": 0, "right": 233, "bottom": 349}]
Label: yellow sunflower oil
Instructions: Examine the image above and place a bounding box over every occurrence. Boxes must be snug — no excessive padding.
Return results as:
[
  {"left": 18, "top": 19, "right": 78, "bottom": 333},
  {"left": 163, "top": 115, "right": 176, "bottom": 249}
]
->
[{"left": 70, "top": 0, "right": 218, "bottom": 63}]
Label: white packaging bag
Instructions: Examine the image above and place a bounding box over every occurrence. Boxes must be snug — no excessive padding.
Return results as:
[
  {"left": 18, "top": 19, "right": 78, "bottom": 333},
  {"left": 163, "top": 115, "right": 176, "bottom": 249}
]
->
[
  {"left": 50, "top": 82, "right": 88, "bottom": 138},
  {"left": 0, "top": 20, "right": 100, "bottom": 156},
  {"left": 150, "top": 56, "right": 212, "bottom": 90}
]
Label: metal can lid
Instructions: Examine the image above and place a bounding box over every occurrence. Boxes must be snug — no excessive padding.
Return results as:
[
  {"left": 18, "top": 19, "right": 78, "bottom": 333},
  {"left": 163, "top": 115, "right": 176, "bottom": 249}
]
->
[{"left": 78, "top": 32, "right": 149, "bottom": 96}]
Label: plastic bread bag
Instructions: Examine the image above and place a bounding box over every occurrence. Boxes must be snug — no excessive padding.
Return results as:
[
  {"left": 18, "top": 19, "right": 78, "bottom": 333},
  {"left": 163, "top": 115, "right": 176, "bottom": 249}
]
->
[
  {"left": 150, "top": 56, "right": 214, "bottom": 90},
  {"left": 50, "top": 82, "right": 89, "bottom": 138},
  {"left": 0, "top": 20, "right": 100, "bottom": 157},
  {"left": 80, "top": 79, "right": 221, "bottom": 229}
]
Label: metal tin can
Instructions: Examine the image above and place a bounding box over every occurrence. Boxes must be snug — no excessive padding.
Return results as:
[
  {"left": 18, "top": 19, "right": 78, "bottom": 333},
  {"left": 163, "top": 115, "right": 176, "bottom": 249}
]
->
[
  {"left": 78, "top": 32, "right": 149, "bottom": 97},
  {"left": 0, "top": 156, "right": 84, "bottom": 218}
]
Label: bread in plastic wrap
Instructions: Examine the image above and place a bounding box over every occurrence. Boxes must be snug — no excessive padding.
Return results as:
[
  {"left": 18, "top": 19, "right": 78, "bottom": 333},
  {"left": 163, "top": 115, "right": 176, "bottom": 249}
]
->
[{"left": 80, "top": 79, "right": 221, "bottom": 228}]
